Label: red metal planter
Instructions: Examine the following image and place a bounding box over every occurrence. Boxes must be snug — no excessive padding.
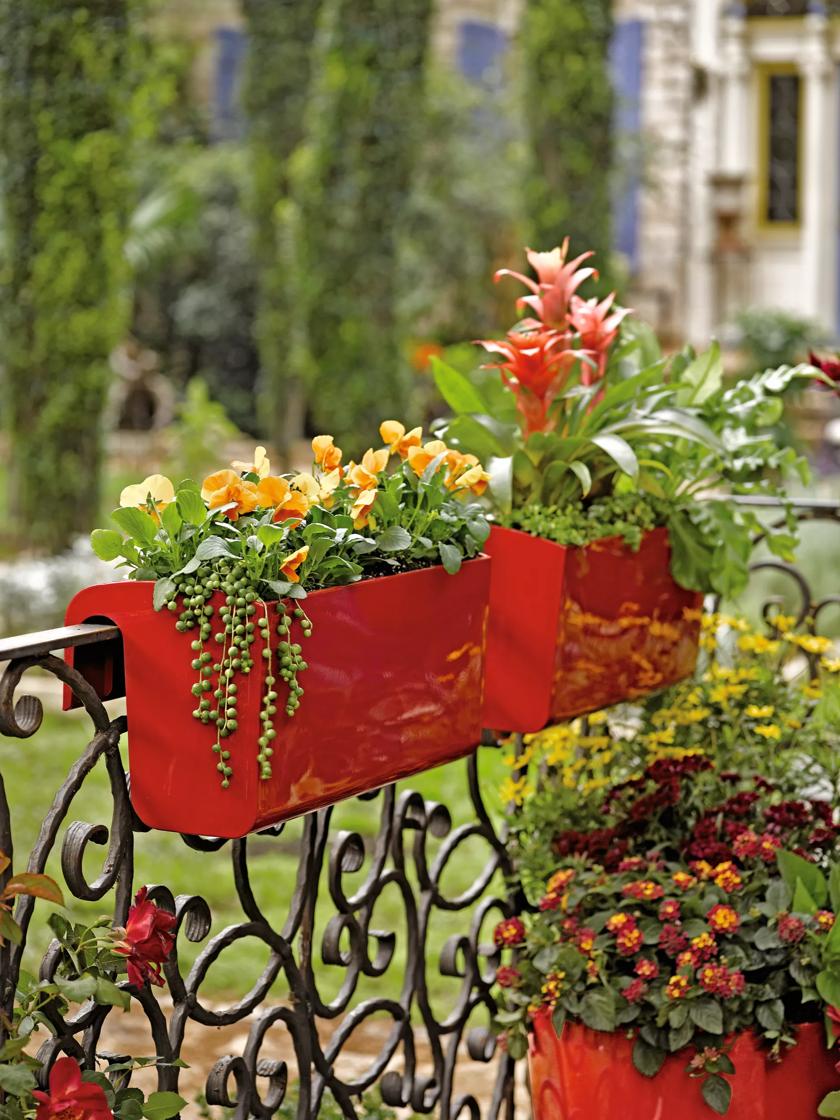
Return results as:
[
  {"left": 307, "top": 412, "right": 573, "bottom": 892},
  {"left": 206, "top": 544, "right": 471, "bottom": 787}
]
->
[
  {"left": 482, "top": 525, "right": 702, "bottom": 733},
  {"left": 64, "top": 558, "right": 490, "bottom": 838},
  {"left": 528, "top": 1016, "right": 836, "bottom": 1120}
]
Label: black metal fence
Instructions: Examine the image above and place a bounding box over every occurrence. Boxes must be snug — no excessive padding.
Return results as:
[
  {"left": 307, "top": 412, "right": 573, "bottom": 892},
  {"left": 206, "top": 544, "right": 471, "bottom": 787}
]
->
[{"left": 1, "top": 499, "right": 839, "bottom": 1118}]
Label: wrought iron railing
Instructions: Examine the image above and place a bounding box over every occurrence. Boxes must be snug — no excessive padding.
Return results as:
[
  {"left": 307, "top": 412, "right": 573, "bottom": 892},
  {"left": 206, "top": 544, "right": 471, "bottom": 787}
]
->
[{"left": 1, "top": 497, "right": 839, "bottom": 1118}]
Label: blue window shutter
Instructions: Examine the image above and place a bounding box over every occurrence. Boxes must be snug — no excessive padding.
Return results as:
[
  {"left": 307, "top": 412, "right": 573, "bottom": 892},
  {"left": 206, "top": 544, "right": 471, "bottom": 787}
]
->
[
  {"left": 214, "top": 26, "right": 248, "bottom": 142},
  {"left": 609, "top": 19, "right": 644, "bottom": 271},
  {"left": 456, "top": 20, "right": 508, "bottom": 86}
]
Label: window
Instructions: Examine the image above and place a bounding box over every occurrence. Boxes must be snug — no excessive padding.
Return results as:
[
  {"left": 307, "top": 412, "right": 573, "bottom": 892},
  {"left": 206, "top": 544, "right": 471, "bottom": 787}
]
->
[{"left": 758, "top": 66, "right": 802, "bottom": 228}]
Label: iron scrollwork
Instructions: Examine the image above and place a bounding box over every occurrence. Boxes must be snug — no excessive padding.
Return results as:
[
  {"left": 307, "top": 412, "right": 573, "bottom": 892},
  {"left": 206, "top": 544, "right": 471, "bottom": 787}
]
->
[{"left": 1, "top": 499, "right": 837, "bottom": 1117}]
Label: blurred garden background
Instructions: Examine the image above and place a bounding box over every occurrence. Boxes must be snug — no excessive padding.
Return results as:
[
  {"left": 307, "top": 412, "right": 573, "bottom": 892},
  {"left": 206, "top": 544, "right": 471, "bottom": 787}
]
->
[{"left": 3, "top": 0, "right": 840, "bottom": 635}]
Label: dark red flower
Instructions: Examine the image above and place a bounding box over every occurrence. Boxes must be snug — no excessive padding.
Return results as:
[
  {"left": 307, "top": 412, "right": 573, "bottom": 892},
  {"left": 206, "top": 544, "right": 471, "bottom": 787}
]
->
[
  {"left": 658, "top": 899, "right": 681, "bottom": 923},
  {"left": 827, "top": 1006, "right": 840, "bottom": 1041},
  {"left": 33, "top": 1057, "right": 113, "bottom": 1120},
  {"left": 623, "top": 978, "right": 647, "bottom": 1004},
  {"left": 659, "top": 923, "right": 689, "bottom": 958},
  {"left": 494, "top": 917, "right": 526, "bottom": 948},
  {"left": 778, "top": 913, "right": 807, "bottom": 944},
  {"left": 115, "top": 887, "right": 177, "bottom": 988},
  {"left": 810, "top": 351, "right": 840, "bottom": 386},
  {"left": 495, "top": 966, "right": 522, "bottom": 989}
]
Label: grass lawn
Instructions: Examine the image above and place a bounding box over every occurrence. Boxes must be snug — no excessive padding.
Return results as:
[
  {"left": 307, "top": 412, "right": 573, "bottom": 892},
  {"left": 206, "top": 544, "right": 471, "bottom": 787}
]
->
[{"left": 4, "top": 705, "right": 511, "bottom": 1007}]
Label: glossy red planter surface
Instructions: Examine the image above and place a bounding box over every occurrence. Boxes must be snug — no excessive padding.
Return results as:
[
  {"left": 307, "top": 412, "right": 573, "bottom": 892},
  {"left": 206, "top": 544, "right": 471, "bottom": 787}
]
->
[
  {"left": 64, "top": 558, "right": 490, "bottom": 838},
  {"left": 482, "top": 525, "right": 702, "bottom": 733},
  {"left": 529, "top": 1015, "right": 836, "bottom": 1120}
]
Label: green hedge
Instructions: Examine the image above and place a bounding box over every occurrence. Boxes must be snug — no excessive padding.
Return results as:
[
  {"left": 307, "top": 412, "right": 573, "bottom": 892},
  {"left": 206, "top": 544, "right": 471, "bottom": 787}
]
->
[
  {"left": 521, "top": 0, "right": 614, "bottom": 271},
  {"left": 0, "top": 1, "right": 142, "bottom": 552}
]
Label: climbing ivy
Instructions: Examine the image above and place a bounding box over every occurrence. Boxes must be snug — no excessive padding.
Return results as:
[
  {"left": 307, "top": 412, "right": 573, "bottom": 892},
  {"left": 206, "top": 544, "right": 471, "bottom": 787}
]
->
[
  {"left": 521, "top": 0, "right": 614, "bottom": 273},
  {"left": 241, "top": 0, "right": 325, "bottom": 455},
  {"left": 0, "top": 1, "right": 146, "bottom": 553},
  {"left": 288, "top": 0, "right": 434, "bottom": 447}
]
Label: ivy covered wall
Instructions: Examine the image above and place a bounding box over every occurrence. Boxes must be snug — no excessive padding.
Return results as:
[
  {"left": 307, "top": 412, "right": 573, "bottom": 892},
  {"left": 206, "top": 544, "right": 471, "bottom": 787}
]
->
[
  {"left": 0, "top": 1, "right": 143, "bottom": 552},
  {"left": 521, "top": 0, "right": 614, "bottom": 271}
]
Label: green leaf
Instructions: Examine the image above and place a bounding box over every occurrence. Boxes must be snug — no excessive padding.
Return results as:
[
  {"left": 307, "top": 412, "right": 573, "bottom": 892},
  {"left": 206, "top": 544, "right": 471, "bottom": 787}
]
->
[
  {"left": 160, "top": 503, "right": 182, "bottom": 538},
  {"left": 487, "top": 456, "right": 513, "bottom": 514},
  {"left": 551, "top": 1005, "right": 567, "bottom": 1036},
  {"left": 831, "top": 867, "right": 840, "bottom": 919},
  {"left": 91, "top": 529, "right": 124, "bottom": 562},
  {"left": 793, "top": 878, "right": 819, "bottom": 916},
  {"left": 439, "top": 542, "right": 462, "bottom": 575},
  {"left": 690, "top": 1000, "right": 723, "bottom": 1035},
  {"left": 767, "top": 879, "right": 792, "bottom": 913},
  {"left": 668, "top": 1020, "right": 694, "bottom": 1052},
  {"left": 194, "top": 536, "right": 237, "bottom": 562},
  {"left": 94, "top": 977, "right": 130, "bottom": 1010},
  {"left": 141, "top": 1092, "right": 187, "bottom": 1120},
  {"left": 54, "top": 974, "right": 98, "bottom": 1002},
  {"left": 702, "top": 1074, "right": 732, "bottom": 1116},
  {"left": 678, "top": 341, "right": 723, "bottom": 406},
  {"left": 506, "top": 1029, "right": 528, "bottom": 1060},
  {"left": 756, "top": 999, "right": 784, "bottom": 1033},
  {"left": 153, "top": 577, "right": 176, "bottom": 613},
  {"left": 176, "top": 488, "right": 207, "bottom": 527},
  {"left": 632, "top": 1037, "right": 666, "bottom": 1078},
  {"left": 567, "top": 460, "right": 592, "bottom": 496},
  {"left": 589, "top": 433, "right": 639, "bottom": 479},
  {"left": 579, "top": 989, "right": 616, "bottom": 1033},
  {"left": 3, "top": 872, "right": 63, "bottom": 904},
  {"left": 816, "top": 969, "right": 840, "bottom": 1007},
  {"left": 376, "top": 526, "right": 412, "bottom": 552},
  {"left": 777, "top": 850, "right": 828, "bottom": 908},
  {"left": 432, "top": 357, "right": 488, "bottom": 414},
  {"left": 819, "top": 1090, "right": 840, "bottom": 1118},
  {"left": 111, "top": 507, "right": 159, "bottom": 546},
  {"left": 0, "top": 1064, "right": 36, "bottom": 1096},
  {"left": 0, "top": 911, "right": 21, "bottom": 945},
  {"left": 257, "top": 524, "right": 286, "bottom": 548}
]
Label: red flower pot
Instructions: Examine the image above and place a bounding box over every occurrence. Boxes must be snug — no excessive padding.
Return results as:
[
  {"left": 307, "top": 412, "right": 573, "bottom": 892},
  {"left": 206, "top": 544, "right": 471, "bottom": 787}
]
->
[
  {"left": 64, "top": 559, "right": 490, "bottom": 837},
  {"left": 528, "top": 1015, "right": 836, "bottom": 1120},
  {"left": 482, "top": 526, "right": 702, "bottom": 733}
]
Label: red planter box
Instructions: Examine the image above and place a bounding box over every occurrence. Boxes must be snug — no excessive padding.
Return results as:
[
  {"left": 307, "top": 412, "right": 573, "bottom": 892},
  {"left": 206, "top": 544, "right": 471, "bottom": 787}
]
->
[
  {"left": 528, "top": 1016, "right": 836, "bottom": 1120},
  {"left": 64, "top": 559, "right": 490, "bottom": 838},
  {"left": 482, "top": 526, "right": 702, "bottom": 733}
]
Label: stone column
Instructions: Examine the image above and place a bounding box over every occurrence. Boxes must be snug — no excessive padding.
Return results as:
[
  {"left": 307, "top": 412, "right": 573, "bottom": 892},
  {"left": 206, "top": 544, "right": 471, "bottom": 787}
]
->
[
  {"left": 718, "top": 5, "right": 750, "bottom": 179},
  {"left": 800, "top": 8, "right": 837, "bottom": 333}
]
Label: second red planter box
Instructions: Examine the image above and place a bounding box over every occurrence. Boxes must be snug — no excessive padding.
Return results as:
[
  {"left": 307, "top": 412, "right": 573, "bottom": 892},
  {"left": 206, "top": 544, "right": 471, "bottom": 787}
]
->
[
  {"left": 482, "top": 525, "right": 702, "bottom": 733},
  {"left": 64, "top": 558, "right": 490, "bottom": 838}
]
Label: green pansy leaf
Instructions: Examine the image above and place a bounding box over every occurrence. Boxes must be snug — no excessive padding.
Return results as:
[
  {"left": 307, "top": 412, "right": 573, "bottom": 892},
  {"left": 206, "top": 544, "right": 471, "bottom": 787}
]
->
[
  {"left": 153, "top": 577, "right": 176, "bottom": 613},
  {"left": 376, "top": 526, "right": 412, "bottom": 552},
  {"left": 91, "top": 529, "right": 124, "bottom": 562},
  {"left": 439, "top": 542, "right": 463, "bottom": 575},
  {"left": 111, "top": 507, "right": 159, "bottom": 546},
  {"left": 176, "top": 488, "right": 207, "bottom": 527},
  {"left": 160, "top": 503, "right": 182, "bottom": 538},
  {"left": 194, "top": 536, "right": 237, "bottom": 562}
]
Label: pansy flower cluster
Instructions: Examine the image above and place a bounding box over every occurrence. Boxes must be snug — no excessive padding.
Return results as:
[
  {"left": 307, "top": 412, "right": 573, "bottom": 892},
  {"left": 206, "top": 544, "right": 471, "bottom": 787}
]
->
[{"left": 93, "top": 424, "right": 491, "bottom": 787}]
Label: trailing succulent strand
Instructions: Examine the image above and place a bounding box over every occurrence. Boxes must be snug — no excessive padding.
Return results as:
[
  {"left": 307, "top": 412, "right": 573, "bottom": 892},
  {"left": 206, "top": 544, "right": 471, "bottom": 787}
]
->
[{"left": 163, "top": 564, "right": 311, "bottom": 788}]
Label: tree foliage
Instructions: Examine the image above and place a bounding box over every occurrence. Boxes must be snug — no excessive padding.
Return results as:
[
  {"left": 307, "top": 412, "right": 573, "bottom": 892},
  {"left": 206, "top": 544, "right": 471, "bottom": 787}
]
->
[
  {"left": 521, "top": 0, "right": 614, "bottom": 270},
  {"left": 0, "top": 0, "right": 146, "bottom": 552}
]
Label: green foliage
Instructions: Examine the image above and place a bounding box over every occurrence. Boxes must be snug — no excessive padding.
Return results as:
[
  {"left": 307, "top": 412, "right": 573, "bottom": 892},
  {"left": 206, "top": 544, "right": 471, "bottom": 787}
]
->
[
  {"left": 288, "top": 0, "right": 434, "bottom": 448},
  {"left": 733, "top": 307, "right": 826, "bottom": 377},
  {"left": 521, "top": 0, "right": 614, "bottom": 272},
  {"left": 163, "top": 378, "right": 241, "bottom": 484},
  {"left": 0, "top": 1, "right": 159, "bottom": 553},
  {"left": 242, "top": 0, "right": 326, "bottom": 453},
  {"left": 505, "top": 491, "right": 670, "bottom": 549}
]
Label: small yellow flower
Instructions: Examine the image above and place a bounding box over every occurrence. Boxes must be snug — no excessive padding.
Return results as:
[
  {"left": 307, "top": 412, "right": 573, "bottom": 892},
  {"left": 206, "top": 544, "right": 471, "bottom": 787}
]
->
[
  {"left": 737, "top": 634, "right": 781, "bottom": 655},
  {"left": 770, "top": 613, "right": 796, "bottom": 633},
  {"left": 803, "top": 680, "right": 823, "bottom": 701},
  {"left": 119, "top": 474, "right": 175, "bottom": 521},
  {"left": 790, "top": 634, "right": 833, "bottom": 655},
  {"left": 753, "top": 724, "right": 781, "bottom": 741},
  {"left": 231, "top": 445, "right": 271, "bottom": 479},
  {"left": 822, "top": 658, "right": 840, "bottom": 674},
  {"left": 745, "top": 705, "right": 774, "bottom": 719},
  {"left": 645, "top": 727, "right": 676, "bottom": 748},
  {"left": 709, "top": 683, "right": 747, "bottom": 704},
  {"left": 500, "top": 775, "right": 532, "bottom": 806}
]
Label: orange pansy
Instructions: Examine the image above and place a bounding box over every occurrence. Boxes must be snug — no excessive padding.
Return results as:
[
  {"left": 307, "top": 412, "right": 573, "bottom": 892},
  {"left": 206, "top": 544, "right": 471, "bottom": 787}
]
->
[
  {"left": 407, "top": 440, "right": 448, "bottom": 478},
  {"left": 350, "top": 488, "right": 377, "bottom": 528},
  {"left": 312, "top": 434, "right": 342, "bottom": 472},
  {"left": 280, "top": 545, "right": 309, "bottom": 582},
  {"left": 380, "top": 420, "right": 423, "bottom": 459}
]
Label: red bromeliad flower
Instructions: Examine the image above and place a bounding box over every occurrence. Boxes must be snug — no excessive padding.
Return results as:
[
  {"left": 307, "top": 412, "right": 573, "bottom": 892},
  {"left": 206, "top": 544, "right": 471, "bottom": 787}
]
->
[
  {"left": 568, "top": 294, "right": 631, "bottom": 383},
  {"left": 477, "top": 329, "right": 586, "bottom": 435},
  {"left": 495, "top": 241, "right": 598, "bottom": 329},
  {"left": 115, "top": 886, "right": 177, "bottom": 988},
  {"left": 33, "top": 1057, "right": 113, "bottom": 1120}
]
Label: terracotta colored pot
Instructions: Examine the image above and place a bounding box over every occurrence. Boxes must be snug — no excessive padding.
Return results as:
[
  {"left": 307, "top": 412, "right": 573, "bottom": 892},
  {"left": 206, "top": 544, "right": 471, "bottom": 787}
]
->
[
  {"left": 528, "top": 1014, "right": 836, "bottom": 1120},
  {"left": 482, "top": 525, "right": 702, "bottom": 733},
  {"left": 64, "top": 558, "right": 490, "bottom": 837}
]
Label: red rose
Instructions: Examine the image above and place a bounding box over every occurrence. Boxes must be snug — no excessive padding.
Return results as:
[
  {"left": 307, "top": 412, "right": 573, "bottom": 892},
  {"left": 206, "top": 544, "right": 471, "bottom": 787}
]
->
[
  {"left": 115, "top": 886, "right": 177, "bottom": 988},
  {"left": 33, "top": 1057, "right": 113, "bottom": 1120},
  {"left": 810, "top": 351, "right": 840, "bottom": 386}
]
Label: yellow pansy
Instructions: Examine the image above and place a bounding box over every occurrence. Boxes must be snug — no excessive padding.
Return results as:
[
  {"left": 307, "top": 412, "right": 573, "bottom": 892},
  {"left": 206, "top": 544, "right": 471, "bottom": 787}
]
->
[
  {"left": 119, "top": 474, "right": 175, "bottom": 521},
  {"left": 231, "top": 445, "right": 271, "bottom": 479},
  {"left": 745, "top": 705, "right": 774, "bottom": 719}
]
